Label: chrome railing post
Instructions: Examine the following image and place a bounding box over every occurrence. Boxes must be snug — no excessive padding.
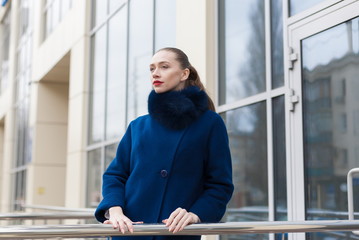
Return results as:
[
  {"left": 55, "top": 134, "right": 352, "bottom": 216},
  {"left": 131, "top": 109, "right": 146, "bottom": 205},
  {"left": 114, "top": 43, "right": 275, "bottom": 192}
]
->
[
  {"left": 347, "top": 168, "right": 359, "bottom": 220},
  {"left": 347, "top": 168, "right": 359, "bottom": 235}
]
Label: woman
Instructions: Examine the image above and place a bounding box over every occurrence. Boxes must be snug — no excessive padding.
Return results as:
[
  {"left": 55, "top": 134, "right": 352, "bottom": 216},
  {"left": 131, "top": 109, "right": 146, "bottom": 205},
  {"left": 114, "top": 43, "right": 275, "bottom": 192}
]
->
[{"left": 95, "top": 47, "right": 233, "bottom": 240}]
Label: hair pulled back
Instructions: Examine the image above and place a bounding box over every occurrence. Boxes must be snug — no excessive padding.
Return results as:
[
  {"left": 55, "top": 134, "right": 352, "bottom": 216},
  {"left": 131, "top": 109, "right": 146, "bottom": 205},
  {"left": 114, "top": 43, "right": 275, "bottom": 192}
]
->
[{"left": 156, "top": 47, "right": 215, "bottom": 111}]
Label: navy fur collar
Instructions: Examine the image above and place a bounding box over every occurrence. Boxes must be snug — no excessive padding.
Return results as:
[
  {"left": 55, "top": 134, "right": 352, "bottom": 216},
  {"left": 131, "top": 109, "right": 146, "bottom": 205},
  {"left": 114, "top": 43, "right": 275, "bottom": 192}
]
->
[{"left": 148, "top": 86, "right": 209, "bottom": 130}]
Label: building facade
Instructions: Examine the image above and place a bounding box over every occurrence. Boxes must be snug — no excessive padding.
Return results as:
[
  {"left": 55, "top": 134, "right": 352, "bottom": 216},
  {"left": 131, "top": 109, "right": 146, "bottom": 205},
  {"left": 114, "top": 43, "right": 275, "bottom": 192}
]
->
[{"left": 0, "top": 0, "right": 359, "bottom": 240}]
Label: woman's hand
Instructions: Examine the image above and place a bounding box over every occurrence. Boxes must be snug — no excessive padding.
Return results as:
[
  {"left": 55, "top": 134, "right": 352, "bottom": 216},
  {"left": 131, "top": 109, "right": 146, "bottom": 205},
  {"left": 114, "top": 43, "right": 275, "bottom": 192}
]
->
[
  {"left": 103, "top": 206, "right": 143, "bottom": 233},
  {"left": 163, "top": 207, "right": 200, "bottom": 233}
]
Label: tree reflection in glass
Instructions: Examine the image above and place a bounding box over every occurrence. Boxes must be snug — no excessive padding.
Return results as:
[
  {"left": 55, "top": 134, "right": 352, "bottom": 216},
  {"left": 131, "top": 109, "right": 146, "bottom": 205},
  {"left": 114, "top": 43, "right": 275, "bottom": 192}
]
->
[
  {"left": 219, "top": 0, "right": 265, "bottom": 105},
  {"left": 221, "top": 102, "right": 268, "bottom": 240},
  {"left": 302, "top": 17, "right": 359, "bottom": 240}
]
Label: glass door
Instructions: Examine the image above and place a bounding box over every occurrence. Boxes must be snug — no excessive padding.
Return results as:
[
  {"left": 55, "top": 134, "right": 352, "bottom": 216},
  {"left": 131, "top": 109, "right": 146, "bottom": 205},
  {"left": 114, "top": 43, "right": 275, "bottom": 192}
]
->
[{"left": 290, "top": 1, "right": 359, "bottom": 239}]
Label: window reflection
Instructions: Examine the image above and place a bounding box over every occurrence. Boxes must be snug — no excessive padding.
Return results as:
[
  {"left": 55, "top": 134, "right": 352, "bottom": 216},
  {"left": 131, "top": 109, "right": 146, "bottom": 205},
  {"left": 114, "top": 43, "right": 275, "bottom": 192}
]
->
[
  {"left": 302, "top": 17, "right": 359, "bottom": 240},
  {"left": 272, "top": 96, "right": 287, "bottom": 221},
  {"left": 88, "top": 0, "right": 176, "bottom": 209},
  {"left": 109, "top": 0, "right": 126, "bottom": 14},
  {"left": 105, "top": 144, "right": 117, "bottom": 169},
  {"left": 106, "top": 8, "right": 127, "bottom": 140},
  {"left": 154, "top": 0, "right": 176, "bottom": 50},
  {"left": 13, "top": 0, "right": 33, "bottom": 212},
  {"left": 127, "top": 0, "right": 153, "bottom": 122},
  {"left": 86, "top": 149, "right": 102, "bottom": 208},
  {"left": 221, "top": 102, "right": 268, "bottom": 240},
  {"left": 44, "top": 0, "right": 73, "bottom": 39},
  {"left": 14, "top": 171, "right": 26, "bottom": 211},
  {"left": 219, "top": 0, "right": 266, "bottom": 105},
  {"left": 271, "top": 0, "right": 284, "bottom": 89},
  {"left": 89, "top": 27, "right": 107, "bottom": 144},
  {"left": 290, "top": 0, "right": 325, "bottom": 16},
  {"left": 92, "top": 0, "right": 107, "bottom": 29},
  {"left": 0, "top": 11, "right": 10, "bottom": 94}
]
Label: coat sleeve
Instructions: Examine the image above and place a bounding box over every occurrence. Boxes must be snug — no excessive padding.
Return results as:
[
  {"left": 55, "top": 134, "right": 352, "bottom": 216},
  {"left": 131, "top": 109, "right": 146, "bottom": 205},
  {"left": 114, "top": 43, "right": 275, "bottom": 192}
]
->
[
  {"left": 189, "top": 114, "right": 234, "bottom": 222},
  {"left": 94, "top": 124, "right": 132, "bottom": 223}
]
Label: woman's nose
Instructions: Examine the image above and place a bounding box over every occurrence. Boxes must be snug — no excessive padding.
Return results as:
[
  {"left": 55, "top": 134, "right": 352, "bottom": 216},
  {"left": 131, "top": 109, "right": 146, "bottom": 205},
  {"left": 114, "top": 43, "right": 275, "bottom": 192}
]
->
[{"left": 152, "top": 68, "right": 159, "bottom": 77}]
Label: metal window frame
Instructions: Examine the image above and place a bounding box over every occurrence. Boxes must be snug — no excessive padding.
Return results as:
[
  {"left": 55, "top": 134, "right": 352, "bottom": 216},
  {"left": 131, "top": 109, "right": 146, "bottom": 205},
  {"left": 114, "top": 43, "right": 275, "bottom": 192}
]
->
[{"left": 215, "top": 3, "right": 288, "bottom": 240}]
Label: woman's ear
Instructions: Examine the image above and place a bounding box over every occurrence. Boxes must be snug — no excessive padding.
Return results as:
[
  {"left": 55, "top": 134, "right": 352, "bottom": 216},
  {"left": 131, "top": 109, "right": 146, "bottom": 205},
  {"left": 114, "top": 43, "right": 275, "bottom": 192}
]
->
[{"left": 180, "top": 68, "right": 190, "bottom": 81}]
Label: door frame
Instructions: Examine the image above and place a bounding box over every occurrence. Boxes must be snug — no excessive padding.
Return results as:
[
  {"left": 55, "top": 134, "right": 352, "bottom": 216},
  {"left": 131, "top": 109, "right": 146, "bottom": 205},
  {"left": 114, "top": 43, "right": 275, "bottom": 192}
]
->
[{"left": 286, "top": 1, "right": 359, "bottom": 239}]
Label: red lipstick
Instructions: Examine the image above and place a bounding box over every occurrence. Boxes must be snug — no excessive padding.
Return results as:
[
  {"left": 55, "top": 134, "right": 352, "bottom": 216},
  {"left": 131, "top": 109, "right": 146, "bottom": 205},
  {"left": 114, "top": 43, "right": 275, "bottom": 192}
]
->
[{"left": 153, "top": 80, "right": 163, "bottom": 86}]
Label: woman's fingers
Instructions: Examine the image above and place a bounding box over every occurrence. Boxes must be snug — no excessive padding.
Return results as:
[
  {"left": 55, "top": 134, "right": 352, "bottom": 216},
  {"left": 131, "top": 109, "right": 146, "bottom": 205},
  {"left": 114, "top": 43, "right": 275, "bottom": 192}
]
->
[
  {"left": 167, "top": 208, "right": 187, "bottom": 231},
  {"left": 165, "top": 208, "right": 200, "bottom": 233},
  {"left": 106, "top": 216, "right": 141, "bottom": 233}
]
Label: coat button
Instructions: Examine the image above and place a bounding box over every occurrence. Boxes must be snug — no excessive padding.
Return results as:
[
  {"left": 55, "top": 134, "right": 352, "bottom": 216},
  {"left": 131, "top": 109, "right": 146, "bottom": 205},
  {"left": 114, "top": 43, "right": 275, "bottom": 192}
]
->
[{"left": 160, "top": 170, "right": 168, "bottom": 178}]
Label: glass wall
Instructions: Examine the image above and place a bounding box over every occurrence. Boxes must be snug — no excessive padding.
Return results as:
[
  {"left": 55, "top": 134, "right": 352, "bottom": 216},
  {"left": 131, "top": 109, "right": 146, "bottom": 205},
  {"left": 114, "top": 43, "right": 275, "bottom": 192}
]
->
[
  {"left": 289, "top": 0, "right": 326, "bottom": 16},
  {"left": 218, "top": 0, "right": 266, "bottom": 105},
  {"left": 302, "top": 16, "right": 359, "bottom": 240},
  {"left": 87, "top": 0, "right": 176, "bottom": 208},
  {"left": 43, "top": 0, "right": 73, "bottom": 40},
  {"left": 0, "top": 10, "right": 10, "bottom": 95},
  {"left": 218, "top": 0, "right": 286, "bottom": 239},
  {"left": 13, "top": 0, "right": 34, "bottom": 211}
]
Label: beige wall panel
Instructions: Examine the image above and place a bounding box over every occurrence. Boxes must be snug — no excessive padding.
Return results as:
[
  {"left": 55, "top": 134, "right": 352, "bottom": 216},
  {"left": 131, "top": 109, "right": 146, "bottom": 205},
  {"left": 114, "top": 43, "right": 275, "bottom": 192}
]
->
[
  {"left": 69, "top": 37, "right": 89, "bottom": 98},
  {"left": 65, "top": 30, "right": 89, "bottom": 207},
  {"left": 0, "top": 124, "right": 4, "bottom": 210},
  {"left": 35, "top": 83, "right": 69, "bottom": 124},
  {"left": 65, "top": 151, "right": 86, "bottom": 208},
  {"left": 67, "top": 94, "right": 87, "bottom": 154},
  {"left": 27, "top": 164, "right": 66, "bottom": 206},
  {"left": 32, "top": 123, "right": 67, "bottom": 165},
  {"left": 176, "top": 0, "right": 207, "bottom": 80},
  {"left": 176, "top": 0, "right": 216, "bottom": 100}
]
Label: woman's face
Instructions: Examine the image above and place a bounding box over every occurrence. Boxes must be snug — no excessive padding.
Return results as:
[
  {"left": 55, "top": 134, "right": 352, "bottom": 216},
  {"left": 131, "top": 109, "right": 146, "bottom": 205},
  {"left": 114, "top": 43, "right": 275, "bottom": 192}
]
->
[{"left": 150, "top": 50, "right": 189, "bottom": 94}]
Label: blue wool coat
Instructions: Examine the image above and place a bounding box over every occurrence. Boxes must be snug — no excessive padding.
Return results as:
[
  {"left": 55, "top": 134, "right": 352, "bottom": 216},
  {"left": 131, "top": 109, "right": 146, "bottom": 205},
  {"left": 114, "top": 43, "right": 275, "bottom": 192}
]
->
[{"left": 95, "top": 87, "right": 233, "bottom": 240}]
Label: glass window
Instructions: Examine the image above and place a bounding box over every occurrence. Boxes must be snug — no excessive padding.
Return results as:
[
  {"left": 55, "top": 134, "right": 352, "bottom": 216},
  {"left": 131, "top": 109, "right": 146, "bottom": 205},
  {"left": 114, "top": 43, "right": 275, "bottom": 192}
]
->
[
  {"left": 354, "top": 110, "right": 359, "bottom": 136},
  {"left": 105, "top": 143, "right": 117, "bottom": 169},
  {"left": 0, "top": 10, "right": 10, "bottom": 94},
  {"left": 290, "top": 0, "right": 326, "bottom": 16},
  {"left": 221, "top": 101, "right": 268, "bottom": 240},
  {"left": 86, "top": 149, "right": 102, "bottom": 208},
  {"left": 88, "top": 0, "right": 176, "bottom": 208},
  {"left": 12, "top": 0, "right": 34, "bottom": 212},
  {"left": 126, "top": 0, "right": 154, "bottom": 123},
  {"left": 302, "top": 17, "right": 359, "bottom": 239},
  {"left": 19, "top": 0, "right": 30, "bottom": 37},
  {"left": 272, "top": 96, "right": 287, "bottom": 221},
  {"left": 14, "top": 170, "right": 27, "bottom": 211},
  {"left": 86, "top": 144, "right": 117, "bottom": 208},
  {"left": 92, "top": 0, "right": 108, "bottom": 29},
  {"left": 109, "top": 0, "right": 126, "bottom": 14},
  {"left": 106, "top": 8, "right": 127, "bottom": 140},
  {"left": 52, "top": 0, "right": 60, "bottom": 29},
  {"left": 271, "top": 0, "right": 284, "bottom": 89},
  {"left": 43, "top": 0, "right": 73, "bottom": 39},
  {"left": 60, "top": 0, "right": 73, "bottom": 19},
  {"left": 89, "top": 26, "right": 107, "bottom": 144},
  {"left": 154, "top": 0, "right": 176, "bottom": 50},
  {"left": 218, "top": 0, "right": 266, "bottom": 105}
]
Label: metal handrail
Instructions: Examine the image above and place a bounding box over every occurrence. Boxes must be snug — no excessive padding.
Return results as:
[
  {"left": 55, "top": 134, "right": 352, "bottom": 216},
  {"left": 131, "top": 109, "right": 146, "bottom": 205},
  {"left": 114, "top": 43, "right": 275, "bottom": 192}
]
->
[
  {"left": 1, "top": 220, "right": 359, "bottom": 239},
  {"left": 0, "top": 212, "right": 94, "bottom": 220},
  {"left": 22, "top": 204, "right": 95, "bottom": 212}
]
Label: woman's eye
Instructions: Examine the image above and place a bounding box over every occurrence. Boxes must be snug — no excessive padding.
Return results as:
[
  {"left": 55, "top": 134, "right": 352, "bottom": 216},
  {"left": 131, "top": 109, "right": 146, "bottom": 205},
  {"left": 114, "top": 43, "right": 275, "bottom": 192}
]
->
[
  {"left": 150, "top": 68, "right": 154, "bottom": 72},
  {"left": 162, "top": 65, "right": 169, "bottom": 69}
]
